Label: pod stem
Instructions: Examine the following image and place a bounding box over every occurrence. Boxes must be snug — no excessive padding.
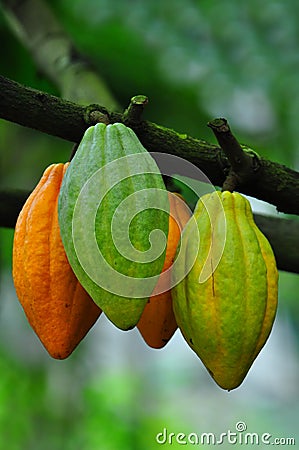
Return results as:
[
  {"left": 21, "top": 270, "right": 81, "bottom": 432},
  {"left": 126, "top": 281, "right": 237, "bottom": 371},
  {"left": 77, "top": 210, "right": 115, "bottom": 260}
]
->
[
  {"left": 207, "top": 118, "right": 260, "bottom": 192},
  {"left": 84, "top": 104, "right": 111, "bottom": 126}
]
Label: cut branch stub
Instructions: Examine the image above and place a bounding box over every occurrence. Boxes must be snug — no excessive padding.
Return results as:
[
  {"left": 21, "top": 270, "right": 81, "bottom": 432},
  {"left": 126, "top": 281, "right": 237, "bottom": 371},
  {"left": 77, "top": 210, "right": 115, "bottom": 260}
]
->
[
  {"left": 123, "top": 95, "right": 149, "bottom": 127},
  {"left": 208, "top": 118, "right": 261, "bottom": 191}
]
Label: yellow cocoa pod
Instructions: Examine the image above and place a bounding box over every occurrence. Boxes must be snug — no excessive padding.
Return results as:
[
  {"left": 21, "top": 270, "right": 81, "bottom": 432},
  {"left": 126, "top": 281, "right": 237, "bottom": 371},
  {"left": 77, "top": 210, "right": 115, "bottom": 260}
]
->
[{"left": 172, "top": 191, "right": 278, "bottom": 390}]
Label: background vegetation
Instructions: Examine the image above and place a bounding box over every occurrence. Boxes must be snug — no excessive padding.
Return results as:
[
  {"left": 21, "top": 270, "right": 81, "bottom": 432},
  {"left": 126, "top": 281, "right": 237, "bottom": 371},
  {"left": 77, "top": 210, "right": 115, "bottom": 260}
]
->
[{"left": 1, "top": 0, "right": 299, "bottom": 448}]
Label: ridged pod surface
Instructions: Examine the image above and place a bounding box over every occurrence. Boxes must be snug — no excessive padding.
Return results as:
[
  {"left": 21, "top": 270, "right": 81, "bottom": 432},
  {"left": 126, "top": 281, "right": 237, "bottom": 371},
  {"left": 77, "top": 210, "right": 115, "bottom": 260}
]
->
[
  {"left": 172, "top": 191, "right": 278, "bottom": 390},
  {"left": 137, "top": 193, "right": 192, "bottom": 348},
  {"left": 12, "top": 163, "right": 102, "bottom": 359},
  {"left": 58, "top": 123, "right": 169, "bottom": 331}
]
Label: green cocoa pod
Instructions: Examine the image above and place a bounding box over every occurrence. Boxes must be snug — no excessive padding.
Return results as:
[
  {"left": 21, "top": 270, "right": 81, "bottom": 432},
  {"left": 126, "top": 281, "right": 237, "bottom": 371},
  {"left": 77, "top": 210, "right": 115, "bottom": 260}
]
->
[
  {"left": 172, "top": 191, "right": 278, "bottom": 390},
  {"left": 58, "top": 123, "right": 169, "bottom": 331}
]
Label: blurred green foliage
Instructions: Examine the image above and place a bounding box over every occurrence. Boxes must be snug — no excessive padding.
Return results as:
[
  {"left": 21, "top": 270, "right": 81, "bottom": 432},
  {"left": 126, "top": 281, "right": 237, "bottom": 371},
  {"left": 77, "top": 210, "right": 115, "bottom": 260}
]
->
[{"left": 1, "top": 0, "right": 299, "bottom": 449}]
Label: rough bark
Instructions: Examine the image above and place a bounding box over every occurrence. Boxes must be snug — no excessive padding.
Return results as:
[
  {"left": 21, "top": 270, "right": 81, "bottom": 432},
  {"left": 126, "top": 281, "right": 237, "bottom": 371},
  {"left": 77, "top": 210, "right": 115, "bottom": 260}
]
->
[{"left": 1, "top": 75, "right": 298, "bottom": 215}]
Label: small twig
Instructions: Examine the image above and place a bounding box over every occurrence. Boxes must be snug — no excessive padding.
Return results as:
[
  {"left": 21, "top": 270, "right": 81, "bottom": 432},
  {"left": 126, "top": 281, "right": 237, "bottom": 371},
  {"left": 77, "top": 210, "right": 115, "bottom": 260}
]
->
[
  {"left": 123, "top": 95, "right": 148, "bottom": 126},
  {"left": 208, "top": 118, "right": 260, "bottom": 191},
  {"left": 208, "top": 118, "right": 248, "bottom": 165}
]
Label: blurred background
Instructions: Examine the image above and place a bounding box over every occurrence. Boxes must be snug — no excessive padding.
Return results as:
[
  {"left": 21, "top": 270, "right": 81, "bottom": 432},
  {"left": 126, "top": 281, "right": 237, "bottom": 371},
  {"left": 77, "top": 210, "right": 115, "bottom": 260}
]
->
[{"left": 1, "top": 0, "right": 299, "bottom": 448}]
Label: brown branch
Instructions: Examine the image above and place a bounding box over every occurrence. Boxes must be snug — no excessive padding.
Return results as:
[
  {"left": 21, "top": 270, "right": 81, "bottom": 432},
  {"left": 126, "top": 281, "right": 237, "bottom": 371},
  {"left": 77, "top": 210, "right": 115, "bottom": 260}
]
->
[
  {"left": 0, "top": 75, "right": 299, "bottom": 215},
  {"left": 134, "top": 120, "right": 299, "bottom": 216},
  {"left": 0, "top": 190, "right": 29, "bottom": 228},
  {"left": 0, "top": 75, "right": 111, "bottom": 142},
  {"left": 253, "top": 213, "right": 299, "bottom": 274}
]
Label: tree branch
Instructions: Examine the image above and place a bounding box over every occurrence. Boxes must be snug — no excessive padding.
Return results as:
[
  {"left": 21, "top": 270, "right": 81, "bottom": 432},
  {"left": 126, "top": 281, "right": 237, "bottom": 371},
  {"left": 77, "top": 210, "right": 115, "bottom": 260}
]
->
[
  {"left": 109, "top": 117, "right": 299, "bottom": 218},
  {"left": 253, "top": 213, "right": 299, "bottom": 275},
  {"left": 1, "top": 75, "right": 299, "bottom": 216},
  {"left": 0, "top": 190, "right": 29, "bottom": 228},
  {"left": 0, "top": 75, "right": 89, "bottom": 141},
  {"left": 1, "top": 0, "right": 119, "bottom": 110}
]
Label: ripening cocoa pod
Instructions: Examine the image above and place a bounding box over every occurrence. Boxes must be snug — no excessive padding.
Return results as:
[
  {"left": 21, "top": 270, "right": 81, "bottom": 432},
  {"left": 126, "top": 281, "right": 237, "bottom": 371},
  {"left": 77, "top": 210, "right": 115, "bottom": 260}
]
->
[
  {"left": 58, "top": 123, "right": 169, "bottom": 331},
  {"left": 137, "top": 192, "right": 192, "bottom": 348},
  {"left": 12, "top": 163, "right": 102, "bottom": 359},
  {"left": 172, "top": 190, "right": 278, "bottom": 390}
]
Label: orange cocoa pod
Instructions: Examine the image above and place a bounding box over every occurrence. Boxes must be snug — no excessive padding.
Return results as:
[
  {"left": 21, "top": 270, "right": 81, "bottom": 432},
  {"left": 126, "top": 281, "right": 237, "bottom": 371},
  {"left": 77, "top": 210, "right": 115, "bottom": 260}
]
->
[
  {"left": 12, "top": 163, "right": 102, "bottom": 359},
  {"left": 137, "top": 192, "right": 192, "bottom": 348}
]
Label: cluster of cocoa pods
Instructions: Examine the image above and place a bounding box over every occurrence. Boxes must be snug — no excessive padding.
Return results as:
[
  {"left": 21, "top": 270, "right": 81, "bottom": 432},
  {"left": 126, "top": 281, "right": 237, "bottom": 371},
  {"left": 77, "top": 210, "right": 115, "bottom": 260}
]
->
[{"left": 12, "top": 123, "right": 278, "bottom": 390}]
